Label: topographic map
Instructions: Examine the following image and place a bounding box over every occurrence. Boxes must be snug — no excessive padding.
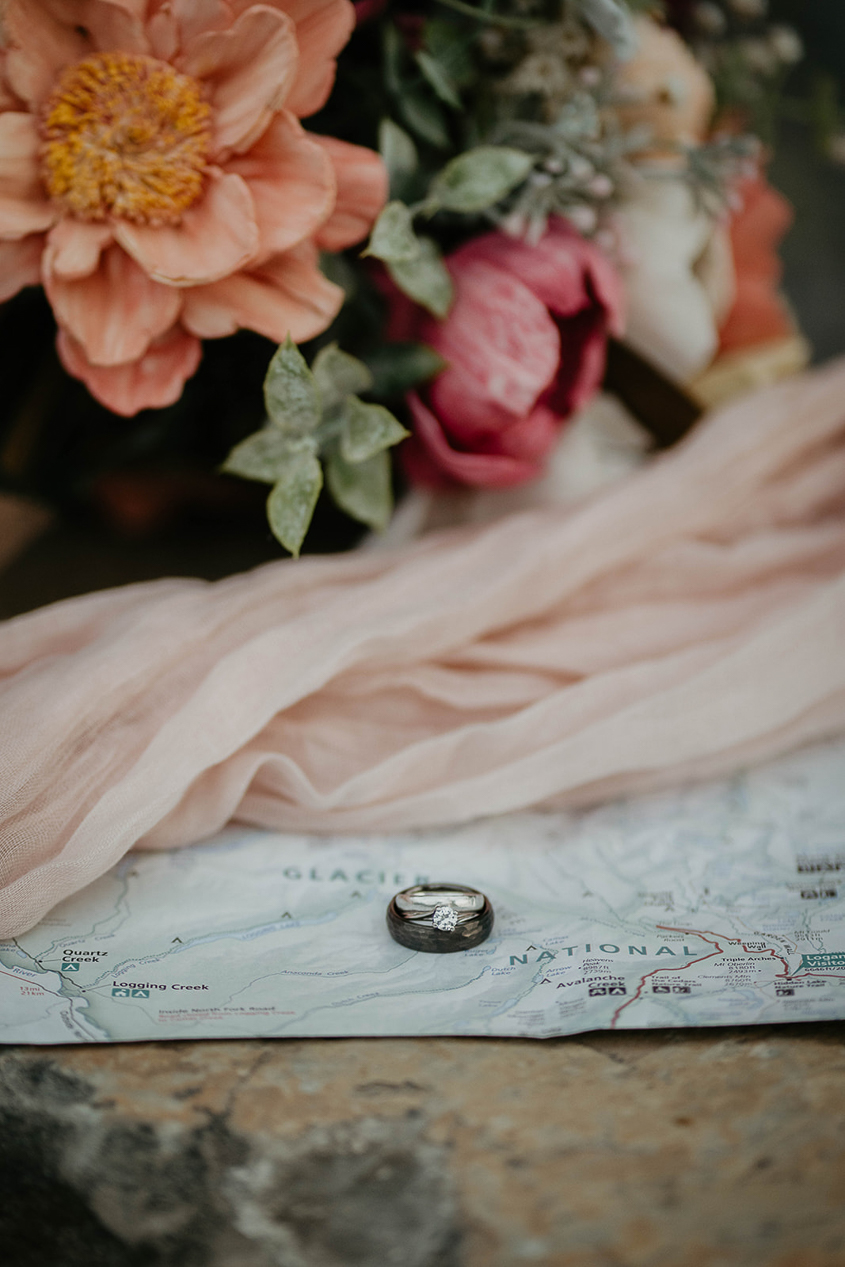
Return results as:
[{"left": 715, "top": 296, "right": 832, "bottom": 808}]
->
[{"left": 2, "top": 738, "right": 845, "bottom": 1044}]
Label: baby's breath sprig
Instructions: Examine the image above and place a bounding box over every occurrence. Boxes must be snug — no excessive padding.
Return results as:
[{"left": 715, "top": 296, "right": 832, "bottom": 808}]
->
[
  {"left": 638, "top": 133, "right": 762, "bottom": 215},
  {"left": 487, "top": 91, "right": 643, "bottom": 241}
]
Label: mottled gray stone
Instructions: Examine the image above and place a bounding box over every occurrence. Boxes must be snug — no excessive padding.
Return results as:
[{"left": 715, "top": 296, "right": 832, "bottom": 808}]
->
[
  {"left": 0, "top": 1046, "right": 459, "bottom": 1267},
  {"left": 2, "top": 1027, "right": 845, "bottom": 1266}
]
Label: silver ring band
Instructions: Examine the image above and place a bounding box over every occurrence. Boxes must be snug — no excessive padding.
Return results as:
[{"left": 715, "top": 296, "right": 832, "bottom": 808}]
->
[{"left": 387, "top": 883, "right": 494, "bottom": 953}]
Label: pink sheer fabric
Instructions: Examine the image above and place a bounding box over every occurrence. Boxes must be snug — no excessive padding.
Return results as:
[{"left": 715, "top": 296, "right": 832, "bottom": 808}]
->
[{"left": 2, "top": 360, "right": 845, "bottom": 937}]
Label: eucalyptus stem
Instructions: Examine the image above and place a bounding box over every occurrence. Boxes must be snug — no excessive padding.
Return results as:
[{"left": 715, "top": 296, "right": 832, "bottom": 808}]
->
[{"left": 433, "top": 0, "right": 541, "bottom": 30}]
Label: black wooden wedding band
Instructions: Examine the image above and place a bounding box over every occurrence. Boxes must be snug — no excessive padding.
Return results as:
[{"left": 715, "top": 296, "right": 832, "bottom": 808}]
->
[{"left": 386, "top": 883, "right": 494, "bottom": 953}]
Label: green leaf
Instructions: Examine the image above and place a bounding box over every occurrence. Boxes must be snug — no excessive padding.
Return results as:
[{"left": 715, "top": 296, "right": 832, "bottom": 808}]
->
[
  {"left": 312, "top": 343, "right": 373, "bottom": 412},
  {"left": 423, "top": 19, "right": 477, "bottom": 88},
  {"left": 576, "top": 0, "right": 636, "bottom": 58},
  {"left": 428, "top": 146, "right": 535, "bottom": 213},
  {"left": 415, "top": 50, "right": 462, "bottom": 109},
  {"left": 264, "top": 336, "right": 321, "bottom": 436},
  {"left": 221, "top": 427, "right": 311, "bottom": 485},
  {"left": 340, "top": 396, "right": 409, "bottom": 464},
  {"left": 326, "top": 448, "right": 393, "bottom": 532},
  {"left": 266, "top": 450, "right": 323, "bottom": 557},
  {"left": 383, "top": 23, "right": 405, "bottom": 97},
  {"left": 429, "top": 0, "right": 539, "bottom": 28},
  {"left": 363, "top": 201, "right": 421, "bottom": 263},
  {"left": 399, "top": 90, "right": 451, "bottom": 149},
  {"left": 379, "top": 118, "right": 418, "bottom": 199},
  {"left": 364, "top": 342, "right": 447, "bottom": 398},
  {"left": 387, "top": 236, "right": 453, "bottom": 319}
]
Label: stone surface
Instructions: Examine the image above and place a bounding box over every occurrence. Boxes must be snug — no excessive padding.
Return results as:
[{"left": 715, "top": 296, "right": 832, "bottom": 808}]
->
[{"left": 2, "top": 1025, "right": 845, "bottom": 1266}]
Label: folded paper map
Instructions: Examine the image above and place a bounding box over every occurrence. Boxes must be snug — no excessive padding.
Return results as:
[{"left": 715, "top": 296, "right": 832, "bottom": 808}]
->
[{"left": 2, "top": 739, "right": 845, "bottom": 1044}]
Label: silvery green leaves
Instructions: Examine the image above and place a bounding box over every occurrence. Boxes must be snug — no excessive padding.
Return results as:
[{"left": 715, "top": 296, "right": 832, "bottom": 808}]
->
[
  {"left": 324, "top": 389, "right": 409, "bottom": 537},
  {"left": 383, "top": 18, "right": 477, "bottom": 153},
  {"left": 416, "top": 18, "right": 475, "bottom": 110},
  {"left": 340, "top": 397, "right": 409, "bottom": 464},
  {"left": 427, "top": 146, "right": 535, "bottom": 213},
  {"left": 364, "top": 342, "right": 446, "bottom": 399},
  {"left": 312, "top": 343, "right": 373, "bottom": 410},
  {"left": 575, "top": 0, "right": 637, "bottom": 58},
  {"left": 364, "top": 145, "right": 534, "bottom": 317},
  {"left": 263, "top": 337, "right": 321, "bottom": 437},
  {"left": 416, "top": 50, "right": 462, "bottom": 110},
  {"left": 365, "top": 201, "right": 453, "bottom": 319},
  {"left": 266, "top": 453, "right": 323, "bottom": 558},
  {"left": 387, "top": 236, "right": 455, "bottom": 319},
  {"left": 384, "top": 23, "right": 450, "bottom": 151},
  {"left": 364, "top": 200, "right": 419, "bottom": 264},
  {"left": 222, "top": 429, "right": 322, "bottom": 558},
  {"left": 379, "top": 119, "right": 418, "bottom": 201},
  {"left": 326, "top": 450, "right": 393, "bottom": 533},
  {"left": 222, "top": 338, "right": 409, "bottom": 556},
  {"left": 222, "top": 427, "right": 316, "bottom": 486}
]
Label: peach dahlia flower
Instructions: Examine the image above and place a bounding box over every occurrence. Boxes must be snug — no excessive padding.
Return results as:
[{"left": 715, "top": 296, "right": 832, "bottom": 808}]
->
[{"left": 0, "top": 0, "right": 387, "bottom": 414}]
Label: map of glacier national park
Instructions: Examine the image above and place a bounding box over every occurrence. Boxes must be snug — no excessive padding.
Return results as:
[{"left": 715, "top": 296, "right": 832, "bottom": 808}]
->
[{"left": 2, "top": 738, "right": 845, "bottom": 1044}]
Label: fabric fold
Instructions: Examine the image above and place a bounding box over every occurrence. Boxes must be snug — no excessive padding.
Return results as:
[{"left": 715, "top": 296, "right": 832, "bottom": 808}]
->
[{"left": 2, "top": 359, "right": 845, "bottom": 936}]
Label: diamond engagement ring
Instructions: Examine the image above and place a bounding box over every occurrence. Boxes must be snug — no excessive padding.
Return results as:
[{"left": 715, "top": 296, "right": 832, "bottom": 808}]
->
[{"left": 386, "top": 884, "right": 494, "bottom": 953}]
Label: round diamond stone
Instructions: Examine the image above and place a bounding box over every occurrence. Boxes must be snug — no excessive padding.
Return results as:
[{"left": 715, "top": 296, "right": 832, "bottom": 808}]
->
[{"left": 432, "top": 904, "right": 459, "bottom": 933}]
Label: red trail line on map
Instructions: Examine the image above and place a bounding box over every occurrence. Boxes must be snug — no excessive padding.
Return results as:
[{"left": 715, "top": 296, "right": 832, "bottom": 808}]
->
[
  {"left": 0, "top": 967, "right": 61, "bottom": 997},
  {"left": 609, "top": 927, "right": 726, "bottom": 1028},
  {"left": 609, "top": 923, "right": 845, "bottom": 1028}
]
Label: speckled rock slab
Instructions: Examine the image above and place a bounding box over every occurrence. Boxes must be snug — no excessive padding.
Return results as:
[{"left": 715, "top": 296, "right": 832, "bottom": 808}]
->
[{"left": 2, "top": 1026, "right": 845, "bottom": 1266}]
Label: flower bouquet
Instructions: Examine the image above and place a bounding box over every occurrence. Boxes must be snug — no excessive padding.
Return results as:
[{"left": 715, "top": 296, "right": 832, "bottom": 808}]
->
[{"left": 0, "top": 0, "right": 830, "bottom": 556}]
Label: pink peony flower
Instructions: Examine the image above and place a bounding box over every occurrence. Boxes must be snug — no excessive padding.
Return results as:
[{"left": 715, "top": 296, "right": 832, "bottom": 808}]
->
[
  {"left": 397, "top": 220, "right": 625, "bottom": 489},
  {"left": 0, "top": 0, "right": 387, "bottom": 415}
]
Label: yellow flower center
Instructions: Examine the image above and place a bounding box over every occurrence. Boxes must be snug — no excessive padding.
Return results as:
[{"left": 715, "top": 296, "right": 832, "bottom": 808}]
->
[{"left": 41, "top": 52, "right": 211, "bottom": 225}]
